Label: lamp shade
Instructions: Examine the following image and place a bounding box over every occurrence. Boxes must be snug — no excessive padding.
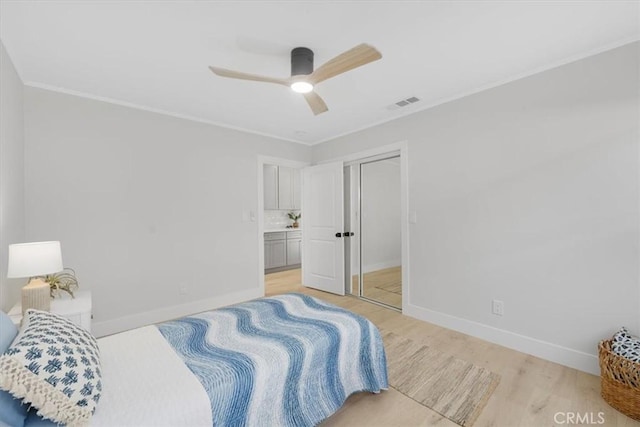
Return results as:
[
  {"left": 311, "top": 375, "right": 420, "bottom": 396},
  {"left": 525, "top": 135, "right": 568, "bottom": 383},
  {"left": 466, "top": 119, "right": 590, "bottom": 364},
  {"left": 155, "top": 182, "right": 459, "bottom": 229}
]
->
[{"left": 7, "top": 241, "right": 63, "bottom": 278}]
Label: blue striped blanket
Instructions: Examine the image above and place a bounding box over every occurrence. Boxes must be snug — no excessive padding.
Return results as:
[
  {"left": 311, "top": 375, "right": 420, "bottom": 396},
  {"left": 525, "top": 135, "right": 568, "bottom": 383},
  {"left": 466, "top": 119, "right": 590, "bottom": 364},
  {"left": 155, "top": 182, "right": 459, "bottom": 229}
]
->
[{"left": 157, "top": 293, "right": 388, "bottom": 426}]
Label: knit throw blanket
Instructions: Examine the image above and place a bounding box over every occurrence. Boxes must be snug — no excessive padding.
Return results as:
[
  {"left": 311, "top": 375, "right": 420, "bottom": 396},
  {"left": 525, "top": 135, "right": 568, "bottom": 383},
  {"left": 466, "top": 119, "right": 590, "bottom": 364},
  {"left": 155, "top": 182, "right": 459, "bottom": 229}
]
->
[{"left": 157, "top": 293, "right": 388, "bottom": 426}]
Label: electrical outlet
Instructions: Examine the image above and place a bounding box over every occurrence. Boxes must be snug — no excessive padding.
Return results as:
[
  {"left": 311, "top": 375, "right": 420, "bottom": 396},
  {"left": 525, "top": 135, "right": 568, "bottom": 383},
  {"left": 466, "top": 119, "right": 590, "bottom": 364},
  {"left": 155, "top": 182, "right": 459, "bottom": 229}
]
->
[
  {"left": 492, "top": 299, "right": 504, "bottom": 316},
  {"left": 179, "top": 285, "right": 188, "bottom": 296}
]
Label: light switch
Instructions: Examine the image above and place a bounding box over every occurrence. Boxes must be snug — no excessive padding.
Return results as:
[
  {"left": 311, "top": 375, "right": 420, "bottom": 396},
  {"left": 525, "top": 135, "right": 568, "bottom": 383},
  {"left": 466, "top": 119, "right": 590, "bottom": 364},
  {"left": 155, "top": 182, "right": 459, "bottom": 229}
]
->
[
  {"left": 250, "top": 210, "right": 256, "bottom": 222},
  {"left": 409, "top": 211, "right": 417, "bottom": 224}
]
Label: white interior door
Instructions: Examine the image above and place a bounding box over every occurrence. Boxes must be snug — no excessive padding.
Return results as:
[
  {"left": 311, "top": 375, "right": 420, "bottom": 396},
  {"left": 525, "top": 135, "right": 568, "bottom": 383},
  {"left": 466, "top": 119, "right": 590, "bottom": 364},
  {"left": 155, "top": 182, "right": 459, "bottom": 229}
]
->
[{"left": 302, "top": 162, "right": 345, "bottom": 295}]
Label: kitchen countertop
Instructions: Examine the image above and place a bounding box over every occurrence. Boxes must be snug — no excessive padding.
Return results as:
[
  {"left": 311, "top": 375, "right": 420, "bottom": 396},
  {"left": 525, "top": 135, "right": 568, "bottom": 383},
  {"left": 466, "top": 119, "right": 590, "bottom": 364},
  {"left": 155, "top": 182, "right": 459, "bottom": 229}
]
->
[{"left": 265, "top": 227, "right": 303, "bottom": 233}]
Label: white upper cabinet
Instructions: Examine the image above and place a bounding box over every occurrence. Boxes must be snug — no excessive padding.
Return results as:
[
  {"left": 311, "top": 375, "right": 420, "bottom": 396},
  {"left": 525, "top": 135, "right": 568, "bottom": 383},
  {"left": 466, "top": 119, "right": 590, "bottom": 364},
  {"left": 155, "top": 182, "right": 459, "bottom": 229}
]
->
[
  {"left": 292, "top": 169, "right": 301, "bottom": 210},
  {"left": 264, "top": 165, "right": 301, "bottom": 210},
  {"left": 278, "top": 167, "right": 295, "bottom": 210},
  {"left": 264, "top": 164, "right": 279, "bottom": 210}
]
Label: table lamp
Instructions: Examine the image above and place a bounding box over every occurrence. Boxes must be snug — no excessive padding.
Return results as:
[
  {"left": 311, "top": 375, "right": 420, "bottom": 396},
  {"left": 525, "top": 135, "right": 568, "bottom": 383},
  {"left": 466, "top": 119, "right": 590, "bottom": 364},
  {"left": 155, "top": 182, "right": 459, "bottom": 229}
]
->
[{"left": 7, "top": 241, "right": 63, "bottom": 315}]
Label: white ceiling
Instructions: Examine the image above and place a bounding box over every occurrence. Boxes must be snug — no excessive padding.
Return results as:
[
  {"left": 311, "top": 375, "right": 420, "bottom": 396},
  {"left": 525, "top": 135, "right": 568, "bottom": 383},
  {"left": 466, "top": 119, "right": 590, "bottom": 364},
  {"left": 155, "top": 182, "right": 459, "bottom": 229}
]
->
[{"left": 1, "top": 1, "right": 638, "bottom": 145}]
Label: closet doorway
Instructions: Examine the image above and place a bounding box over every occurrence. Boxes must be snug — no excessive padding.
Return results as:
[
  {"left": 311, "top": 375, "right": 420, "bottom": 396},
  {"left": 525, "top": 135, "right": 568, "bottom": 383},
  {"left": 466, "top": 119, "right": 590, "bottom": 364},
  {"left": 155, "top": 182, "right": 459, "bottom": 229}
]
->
[{"left": 346, "top": 154, "right": 402, "bottom": 310}]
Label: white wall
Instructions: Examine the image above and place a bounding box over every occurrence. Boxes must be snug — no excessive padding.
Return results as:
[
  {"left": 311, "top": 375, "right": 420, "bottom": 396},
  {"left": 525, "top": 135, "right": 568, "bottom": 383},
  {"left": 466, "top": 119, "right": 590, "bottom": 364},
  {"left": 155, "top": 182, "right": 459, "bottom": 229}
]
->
[
  {"left": 361, "top": 158, "right": 401, "bottom": 272},
  {"left": 0, "top": 42, "right": 25, "bottom": 311},
  {"left": 313, "top": 42, "right": 640, "bottom": 374},
  {"left": 24, "top": 87, "right": 311, "bottom": 335}
]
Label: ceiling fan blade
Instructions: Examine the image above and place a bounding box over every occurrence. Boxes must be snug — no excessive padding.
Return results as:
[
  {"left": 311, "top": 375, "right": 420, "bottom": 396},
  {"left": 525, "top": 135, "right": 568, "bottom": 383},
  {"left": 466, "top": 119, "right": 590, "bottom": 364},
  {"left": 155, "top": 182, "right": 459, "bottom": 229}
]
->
[
  {"left": 308, "top": 44, "right": 382, "bottom": 85},
  {"left": 303, "top": 91, "right": 328, "bottom": 115},
  {"left": 208, "top": 66, "right": 289, "bottom": 86}
]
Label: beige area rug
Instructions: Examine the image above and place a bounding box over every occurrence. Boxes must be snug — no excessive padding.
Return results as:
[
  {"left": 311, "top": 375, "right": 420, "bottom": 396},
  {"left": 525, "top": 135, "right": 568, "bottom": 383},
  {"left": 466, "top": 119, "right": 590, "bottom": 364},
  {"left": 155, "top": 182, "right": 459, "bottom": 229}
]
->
[
  {"left": 383, "top": 331, "right": 500, "bottom": 427},
  {"left": 375, "top": 282, "right": 402, "bottom": 294}
]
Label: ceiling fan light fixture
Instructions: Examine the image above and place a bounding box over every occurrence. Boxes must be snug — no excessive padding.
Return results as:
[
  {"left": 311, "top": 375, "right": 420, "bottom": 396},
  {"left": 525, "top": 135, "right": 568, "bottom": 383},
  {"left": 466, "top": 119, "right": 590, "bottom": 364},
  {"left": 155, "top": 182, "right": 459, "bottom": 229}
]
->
[
  {"left": 209, "top": 44, "right": 382, "bottom": 115},
  {"left": 290, "top": 81, "right": 314, "bottom": 94}
]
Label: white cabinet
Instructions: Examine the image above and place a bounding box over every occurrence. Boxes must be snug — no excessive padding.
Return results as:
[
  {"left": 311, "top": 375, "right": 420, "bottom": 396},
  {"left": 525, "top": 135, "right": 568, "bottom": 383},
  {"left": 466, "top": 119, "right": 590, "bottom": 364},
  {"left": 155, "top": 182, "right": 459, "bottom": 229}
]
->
[
  {"left": 292, "top": 171, "right": 301, "bottom": 210},
  {"left": 264, "top": 165, "right": 301, "bottom": 210},
  {"left": 264, "top": 164, "right": 279, "bottom": 210},
  {"left": 278, "top": 167, "right": 301, "bottom": 210},
  {"left": 9, "top": 291, "right": 93, "bottom": 332}
]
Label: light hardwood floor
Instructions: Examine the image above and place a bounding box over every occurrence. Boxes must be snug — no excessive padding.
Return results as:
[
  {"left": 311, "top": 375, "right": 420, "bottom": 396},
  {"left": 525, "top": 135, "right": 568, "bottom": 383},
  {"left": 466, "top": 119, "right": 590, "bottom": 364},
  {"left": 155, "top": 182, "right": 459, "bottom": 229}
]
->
[
  {"left": 265, "top": 269, "right": 639, "bottom": 427},
  {"left": 353, "top": 266, "right": 402, "bottom": 309}
]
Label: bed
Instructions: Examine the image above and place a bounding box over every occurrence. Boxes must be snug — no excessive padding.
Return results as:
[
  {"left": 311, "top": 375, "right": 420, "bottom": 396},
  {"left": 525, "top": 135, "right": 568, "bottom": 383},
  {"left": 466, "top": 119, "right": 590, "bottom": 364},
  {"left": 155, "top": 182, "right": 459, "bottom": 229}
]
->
[{"left": 0, "top": 293, "right": 388, "bottom": 427}]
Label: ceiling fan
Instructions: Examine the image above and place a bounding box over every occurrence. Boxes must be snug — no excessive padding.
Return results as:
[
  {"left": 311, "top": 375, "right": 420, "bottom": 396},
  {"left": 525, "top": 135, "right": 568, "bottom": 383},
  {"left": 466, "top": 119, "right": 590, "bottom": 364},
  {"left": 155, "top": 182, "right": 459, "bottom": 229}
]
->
[{"left": 209, "top": 43, "right": 382, "bottom": 115}]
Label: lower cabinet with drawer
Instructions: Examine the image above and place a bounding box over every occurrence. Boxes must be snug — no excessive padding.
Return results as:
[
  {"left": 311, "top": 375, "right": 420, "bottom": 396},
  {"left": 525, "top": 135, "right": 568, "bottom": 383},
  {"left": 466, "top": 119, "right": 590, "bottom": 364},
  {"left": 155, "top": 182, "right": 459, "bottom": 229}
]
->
[
  {"left": 265, "top": 232, "right": 287, "bottom": 269},
  {"left": 265, "top": 230, "right": 302, "bottom": 273}
]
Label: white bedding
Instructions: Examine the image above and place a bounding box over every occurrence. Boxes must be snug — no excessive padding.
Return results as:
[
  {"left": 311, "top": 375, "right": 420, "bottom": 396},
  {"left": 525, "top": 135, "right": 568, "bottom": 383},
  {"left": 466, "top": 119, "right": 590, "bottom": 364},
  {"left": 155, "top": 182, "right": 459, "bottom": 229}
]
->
[{"left": 92, "top": 326, "right": 211, "bottom": 427}]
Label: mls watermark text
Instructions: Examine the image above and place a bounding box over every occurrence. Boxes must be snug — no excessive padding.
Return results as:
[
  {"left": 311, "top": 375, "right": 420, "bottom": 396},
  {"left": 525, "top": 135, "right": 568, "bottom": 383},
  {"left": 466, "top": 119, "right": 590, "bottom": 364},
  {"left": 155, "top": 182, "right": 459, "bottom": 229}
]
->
[{"left": 553, "top": 412, "right": 605, "bottom": 425}]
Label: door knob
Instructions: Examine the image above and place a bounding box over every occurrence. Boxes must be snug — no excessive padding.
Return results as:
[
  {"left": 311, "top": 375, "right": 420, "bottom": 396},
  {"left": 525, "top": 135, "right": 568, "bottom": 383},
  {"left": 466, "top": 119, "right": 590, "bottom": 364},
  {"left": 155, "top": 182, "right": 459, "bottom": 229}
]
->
[{"left": 335, "top": 232, "right": 342, "bottom": 238}]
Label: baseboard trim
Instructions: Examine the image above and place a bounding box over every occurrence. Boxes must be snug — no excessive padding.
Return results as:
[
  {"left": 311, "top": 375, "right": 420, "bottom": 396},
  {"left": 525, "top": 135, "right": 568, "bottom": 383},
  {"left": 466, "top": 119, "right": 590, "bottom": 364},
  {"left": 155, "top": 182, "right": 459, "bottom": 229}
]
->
[
  {"left": 92, "top": 288, "right": 262, "bottom": 338},
  {"left": 362, "top": 260, "right": 401, "bottom": 274},
  {"left": 265, "top": 264, "right": 301, "bottom": 274},
  {"left": 404, "top": 303, "right": 599, "bottom": 375}
]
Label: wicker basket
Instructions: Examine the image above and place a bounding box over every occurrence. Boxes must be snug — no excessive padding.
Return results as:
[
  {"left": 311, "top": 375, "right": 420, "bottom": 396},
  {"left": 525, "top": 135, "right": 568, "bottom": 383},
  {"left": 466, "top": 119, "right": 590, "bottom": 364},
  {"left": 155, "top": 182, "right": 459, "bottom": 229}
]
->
[{"left": 598, "top": 339, "right": 640, "bottom": 421}]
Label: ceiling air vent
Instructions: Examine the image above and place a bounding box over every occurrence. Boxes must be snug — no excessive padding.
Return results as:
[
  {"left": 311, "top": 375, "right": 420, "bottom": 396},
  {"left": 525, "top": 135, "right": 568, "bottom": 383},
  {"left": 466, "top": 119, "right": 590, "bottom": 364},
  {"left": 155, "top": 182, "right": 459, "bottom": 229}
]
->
[{"left": 387, "top": 96, "right": 420, "bottom": 110}]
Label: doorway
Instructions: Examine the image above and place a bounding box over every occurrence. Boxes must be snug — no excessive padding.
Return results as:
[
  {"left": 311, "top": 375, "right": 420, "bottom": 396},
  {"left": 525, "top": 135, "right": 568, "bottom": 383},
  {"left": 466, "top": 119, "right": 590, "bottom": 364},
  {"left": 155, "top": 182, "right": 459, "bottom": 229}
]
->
[
  {"left": 257, "top": 156, "right": 309, "bottom": 297},
  {"left": 346, "top": 153, "right": 402, "bottom": 310},
  {"left": 261, "top": 142, "right": 408, "bottom": 308}
]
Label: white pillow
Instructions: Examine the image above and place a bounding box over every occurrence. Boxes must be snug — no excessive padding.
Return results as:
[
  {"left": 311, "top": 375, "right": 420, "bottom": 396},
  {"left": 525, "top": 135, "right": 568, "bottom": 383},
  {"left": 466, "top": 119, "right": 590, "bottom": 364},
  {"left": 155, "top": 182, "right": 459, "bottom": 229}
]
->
[
  {"left": 0, "top": 309, "right": 102, "bottom": 426},
  {"left": 612, "top": 327, "right": 640, "bottom": 363}
]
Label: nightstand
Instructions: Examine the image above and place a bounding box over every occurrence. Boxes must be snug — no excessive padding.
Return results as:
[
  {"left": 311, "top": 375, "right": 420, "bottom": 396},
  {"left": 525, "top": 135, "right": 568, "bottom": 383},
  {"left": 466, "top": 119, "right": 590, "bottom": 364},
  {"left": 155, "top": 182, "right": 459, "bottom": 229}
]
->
[{"left": 8, "top": 290, "right": 92, "bottom": 332}]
